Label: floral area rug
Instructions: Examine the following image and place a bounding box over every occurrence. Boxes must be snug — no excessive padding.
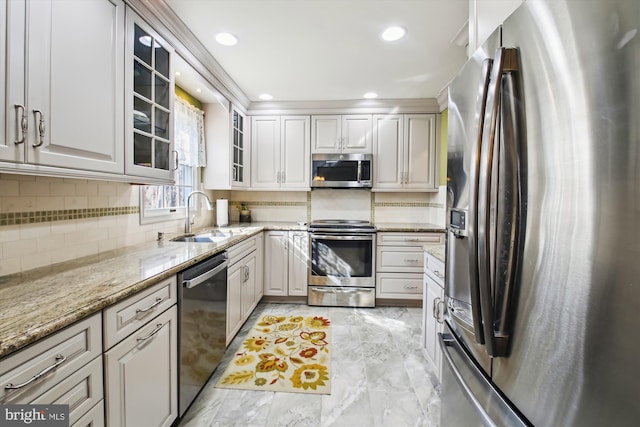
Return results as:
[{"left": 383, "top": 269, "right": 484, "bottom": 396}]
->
[{"left": 216, "top": 314, "right": 331, "bottom": 394}]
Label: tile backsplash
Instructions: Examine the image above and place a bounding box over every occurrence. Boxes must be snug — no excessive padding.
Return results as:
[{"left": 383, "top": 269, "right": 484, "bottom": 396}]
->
[{"left": 1, "top": 173, "right": 445, "bottom": 276}]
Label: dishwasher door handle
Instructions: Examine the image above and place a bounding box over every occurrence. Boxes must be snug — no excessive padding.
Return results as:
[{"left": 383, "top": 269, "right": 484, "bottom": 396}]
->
[{"left": 183, "top": 260, "right": 228, "bottom": 289}]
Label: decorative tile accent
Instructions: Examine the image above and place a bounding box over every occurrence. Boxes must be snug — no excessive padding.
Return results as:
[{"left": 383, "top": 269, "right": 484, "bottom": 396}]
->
[
  {"left": 230, "top": 201, "right": 307, "bottom": 207},
  {"left": 307, "top": 192, "right": 312, "bottom": 223},
  {"left": 372, "top": 201, "right": 444, "bottom": 208},
  {"left": 0, "top": 206, "right": 139, "bottom": 226}
]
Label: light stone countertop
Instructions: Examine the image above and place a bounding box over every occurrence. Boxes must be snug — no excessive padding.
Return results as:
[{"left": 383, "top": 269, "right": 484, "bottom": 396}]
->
[
  {"left": 0, "top": 222, "right": 305, "bottom": 358},
  {"left": 424, "top": 244, "right": 446, "bottom": 263},
  {"left": 374, "top": 222, "right": 445, "bottom": 233}
]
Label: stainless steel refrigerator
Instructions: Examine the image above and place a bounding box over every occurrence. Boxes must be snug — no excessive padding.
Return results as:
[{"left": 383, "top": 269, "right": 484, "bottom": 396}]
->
[{"left": 442, "top": 1, "right": 640, "bottom": 426}]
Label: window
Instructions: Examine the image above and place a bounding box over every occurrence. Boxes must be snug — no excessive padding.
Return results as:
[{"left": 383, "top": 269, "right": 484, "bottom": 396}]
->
[{"left": 140, "top": 95, "right": 205, "bottom": 224}]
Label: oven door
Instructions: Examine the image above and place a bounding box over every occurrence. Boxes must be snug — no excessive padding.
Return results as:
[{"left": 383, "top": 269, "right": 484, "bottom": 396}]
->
[{"left": 309, "top": 233, "right": 375, "bottom": 287}]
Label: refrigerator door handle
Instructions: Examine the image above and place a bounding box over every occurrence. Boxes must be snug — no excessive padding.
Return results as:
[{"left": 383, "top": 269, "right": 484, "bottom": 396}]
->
[
  {"left": 477, "top": 47, "right": 521, "bottom": 357},
  {"left": 467, "top": 57, "right": 494, "bottom": 346}
]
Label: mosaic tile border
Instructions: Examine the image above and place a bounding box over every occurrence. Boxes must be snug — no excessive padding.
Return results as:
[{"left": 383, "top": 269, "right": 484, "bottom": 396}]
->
[
  {"left": 230, "top": 201, "right": 308, "bottom": 207},
  {"left": 0, "top": 206, "right": 139, "bottom": 226},
  {"left": 372, "top": 201, "right": 444, "bottom": 208}
]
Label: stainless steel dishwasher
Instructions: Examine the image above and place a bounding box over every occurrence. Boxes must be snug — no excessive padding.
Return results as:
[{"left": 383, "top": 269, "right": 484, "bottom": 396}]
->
[{"left": 177, "top": 251, "right": 228, "bottom": 417}]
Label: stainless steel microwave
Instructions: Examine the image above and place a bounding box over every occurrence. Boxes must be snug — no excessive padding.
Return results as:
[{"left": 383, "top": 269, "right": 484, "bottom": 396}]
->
[{"left": 310, "top": 153, "right": 372, "bottom": 188}]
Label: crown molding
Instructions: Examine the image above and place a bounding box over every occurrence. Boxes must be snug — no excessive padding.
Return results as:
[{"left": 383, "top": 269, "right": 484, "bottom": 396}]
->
[
  {"left": 126, "top": 0, "right": 251, "bottom": 110},
  {"left": 247, "top": 98, "right": 441, "bottom": 116},
  {"left": 437, "top": 88, "right": 449, "bottom": 111}
]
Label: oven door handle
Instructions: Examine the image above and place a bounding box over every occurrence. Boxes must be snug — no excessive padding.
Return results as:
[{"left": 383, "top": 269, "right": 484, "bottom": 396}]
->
[
  {"left": 309, "top": 233, "right": 374, "bottom": 241},
  {"left": 183, "top": 260, "right": 229, "bottom": 289}
]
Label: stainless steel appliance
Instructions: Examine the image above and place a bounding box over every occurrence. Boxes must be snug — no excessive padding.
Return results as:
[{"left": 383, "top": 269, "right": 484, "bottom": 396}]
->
[
  {"left": 308, "top": 219, "right": 376, "bottom": 307},
  {"left": 310, "top": 153, "right": 372, "bottom": 188},
  {"left": 442, "top": 1, "right": 640, "bottom": 426},
  {"left": 177, "top": 251, "right": 228, "bottom": 417}
]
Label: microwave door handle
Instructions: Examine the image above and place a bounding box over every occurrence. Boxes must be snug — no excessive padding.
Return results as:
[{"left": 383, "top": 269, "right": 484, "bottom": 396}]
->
[
  {"left": 357, "top": 161, "right": 362, "bottom": 183},
  {"left": 467, "top": 57, "right": 493, "bottom": 346}
]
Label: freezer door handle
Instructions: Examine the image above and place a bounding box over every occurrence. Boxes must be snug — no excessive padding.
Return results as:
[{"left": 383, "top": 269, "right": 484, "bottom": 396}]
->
[{"left": 439, "top": 330, "right": 530, "bottom": 427}]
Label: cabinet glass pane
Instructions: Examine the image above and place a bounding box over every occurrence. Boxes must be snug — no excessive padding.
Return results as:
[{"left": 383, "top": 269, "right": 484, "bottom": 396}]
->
[
  {"left": 134, "top": 61, "right": 152, "bottom": 100},
  {"left": 237, "top": 167, "right": 243, "bottom": 182},
  {"left": 155, "top": 75, "right": 170, "bottom": 109},
  {"left": 134, "top": 97, "right": 152, "bottom": 133},
  {"left": 238, "top": 114, "right": 243, "bottom": 129},
  {"left": 155, "top": 109, "right": 170, "bottom": 139},
  {"left": 134, "top": 25, "right": 152, "bottom": 67},
  {"left": 237, "top": 132, "right": 243, "bottom": 149},
  {"left": 155, "top": 141, "right": 170, "bottom": 170},
  {"left": 233, "top": 147, "right": 239, "bottom": 164},
  {"left": 155, "top": 45, "right": 170, "bottom": 79},
  {"left": 134, "top": 133, "right": 152, "bottom": 167},
  {"left": 233, "top": 112, "right": 238, "bottom": 128},
  {"left": 238, "top": 148, "right": 243, "bottom": 164}
]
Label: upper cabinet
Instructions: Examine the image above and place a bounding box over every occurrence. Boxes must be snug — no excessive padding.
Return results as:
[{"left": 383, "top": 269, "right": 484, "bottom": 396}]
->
[
  {"left": 311, "top": 115, "right": 372, "bottom": 154},
  {"left": 231, "top": 106, "right": 249, "bottom": 188},
  {"left": 125, "top": 9, "right": 175, "bottom": 182},
  {"left": 372, "top": 114, "right": 439, "bottom": 192},
  {"left": 251, "top": 115, "right": 310, "bottom": 190},
  {"left": 469, "top": 0, "right": 523, "bottom": 54},
  {"left": 0, "top": 0, "right": 125, "bottom": 175}
]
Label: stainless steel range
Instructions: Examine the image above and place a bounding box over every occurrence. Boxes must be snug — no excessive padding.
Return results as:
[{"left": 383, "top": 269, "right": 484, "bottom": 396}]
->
[{"left": 307, "top": 220, "right": 376, "bottom": 307}]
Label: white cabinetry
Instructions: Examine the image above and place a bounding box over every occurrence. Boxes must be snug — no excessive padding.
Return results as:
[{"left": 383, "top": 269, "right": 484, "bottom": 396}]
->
[
  {"left": 251, "top": 116, "right": 310, "bottom": 190},
  {"left": 423, "top": 250, "right": 445, "bottom": 381},
  {"left": 311, "top": 115, "right": 372, "bottom": 153},
  {"left": 125, "top": 8, "right": 175, "bottom": 183},
  {"left": 373, "top": 114, "right": 438, "bottom": 191},
  {"left": 0, "top": 313, "right": 104, "bottom": 426},
  {"left": 375, "top": 232, "right": 443, "bottom": 300},
  {"left": 264, "top": 231, "right": 309, "bottom": 297},
  {"left": 104, "top": 278, "right": 178, "bottom": 427},
  {"left": 226, "top": 234, "right": 263, "bottom": 344},
  {"left": 469, "top": 0, "right": 523, "bottom": 54},
  {"left": 1, "top": 0, "right": 125, "bottom": 176}
]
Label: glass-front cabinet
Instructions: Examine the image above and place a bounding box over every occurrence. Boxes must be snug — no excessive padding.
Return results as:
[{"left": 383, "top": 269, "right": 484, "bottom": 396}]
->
[
  {"left": 231, "top": 106, "right": 249, "bottom": 187},
  {"left": 125, "top": 10, "right": 175, "bottom": 183}
]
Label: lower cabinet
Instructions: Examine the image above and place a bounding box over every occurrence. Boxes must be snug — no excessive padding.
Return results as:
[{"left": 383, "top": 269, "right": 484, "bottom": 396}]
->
[
  {"left": 263, "top": 231, "right": 309, "bottom": 297},
  {"left": 103, "top": 278, "right": 178, "bottom": 427},
  {"left": 226, "top": 234, "right": 263, "bottom": 345},
  {"left": 376, "top": 232, "right": 444, "bottom": 301},
  {"left": 0, "top": 313, "right": 103, "bottom": 426},
  {"left": 423, "top": 250, "right": 445, "bottom": 381}
]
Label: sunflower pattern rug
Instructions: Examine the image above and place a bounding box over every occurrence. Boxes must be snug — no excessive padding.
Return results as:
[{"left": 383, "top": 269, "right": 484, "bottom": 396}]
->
[{"left": 216, "top": 314, "right": 331, "bottom": 394}]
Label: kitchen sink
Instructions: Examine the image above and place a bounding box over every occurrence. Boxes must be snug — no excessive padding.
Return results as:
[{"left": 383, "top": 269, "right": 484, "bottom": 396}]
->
[{"left": 170, "top": 227, "right": 247, "bottom": 243}]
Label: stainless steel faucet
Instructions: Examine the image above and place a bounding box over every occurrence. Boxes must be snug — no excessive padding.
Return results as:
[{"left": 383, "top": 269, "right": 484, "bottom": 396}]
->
[{"left": 185, "top": 191, "right": 214, "bottom": 234}]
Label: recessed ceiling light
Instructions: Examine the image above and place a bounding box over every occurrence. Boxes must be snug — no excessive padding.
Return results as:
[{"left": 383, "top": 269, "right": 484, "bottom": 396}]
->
[
  {"left": 259, "top": 93, "right": 273, "bottom": 101},
  {"left": 196, "top": 88, "right": 202, "bottom": 93},
  {"left": 215, "top": 32, "right": 238, "bottom": 46},
  {"left": 363, "top": 92, "right": 378, "bottom": 99},
  {"left": 175, "top": 71, "right": 182, "bottom": 77},
  {"left": 381, "top": 26, "right": 406, "bottom": 42}
]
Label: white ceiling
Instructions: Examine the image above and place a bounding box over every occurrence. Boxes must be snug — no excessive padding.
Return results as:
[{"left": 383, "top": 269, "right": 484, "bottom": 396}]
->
[{"left": 164, "top": 0, "right": 469, "bottom": 104}]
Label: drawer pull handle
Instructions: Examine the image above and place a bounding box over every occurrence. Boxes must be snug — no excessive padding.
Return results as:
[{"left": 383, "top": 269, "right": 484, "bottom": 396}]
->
[
  {"left": 404, "top": 285, "right": 418, "bottom": 289},
  {"left": 137, "top": 323, "right": 164, "bottom": 341},
  {"left": 404, "top": 259, "right": 420, "bottom": 264},
  {"left": 433, "top": 270, "right": 444, "bottom": 279},
  {"left": 404, "top": 238, "right": 420, "bottom": 242},
  {"left": 5, "top": 354, "right": 67, "bottom": 390},
  {"left": 136, "top": 297, "right": 163, "bottom": 314}
]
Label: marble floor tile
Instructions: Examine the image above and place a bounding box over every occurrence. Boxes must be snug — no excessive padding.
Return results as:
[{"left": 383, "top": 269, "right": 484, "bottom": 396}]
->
[{"left": 179, "top": 302, "right": 441, "bottom": 427}]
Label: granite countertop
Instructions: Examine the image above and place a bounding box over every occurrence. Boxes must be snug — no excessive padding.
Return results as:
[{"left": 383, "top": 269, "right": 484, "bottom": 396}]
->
[
  {"left": 0, "top": 222, "right": 304, "bottom": 359},
  {"left": 374, "top": 222, "right": 445, "bottom": 232},
  {"left": 424, "top": 244, "right": 446, "bottom": 263}
]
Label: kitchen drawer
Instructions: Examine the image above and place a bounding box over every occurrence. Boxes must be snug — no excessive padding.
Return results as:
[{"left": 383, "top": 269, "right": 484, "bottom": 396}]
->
[
  {"left": 424, "top": 251, "right": 445, "bottom": 287},
  {"left": 377, "top": 246, "right": 424, "bottom": 273},
  {"left": 377, "top": 232, "right": 443, "bottom": 247},
  {"left": 72, "top": 400, "right": 105, "bottom": 427},
  {"left": 35, "top": 356, "right": 103, "bottom": 426},
  {"left": 103, "top": 277, "right": 177, "bottom": 350},
  {"left": 376, "top": 273, "right": 423, "bottom": 299},
  {"left": 0, "top": 313, "right": 102, "bottom": 404},
  {"left": 228, "top": 235, "right": 257, "bottom": 266}
]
